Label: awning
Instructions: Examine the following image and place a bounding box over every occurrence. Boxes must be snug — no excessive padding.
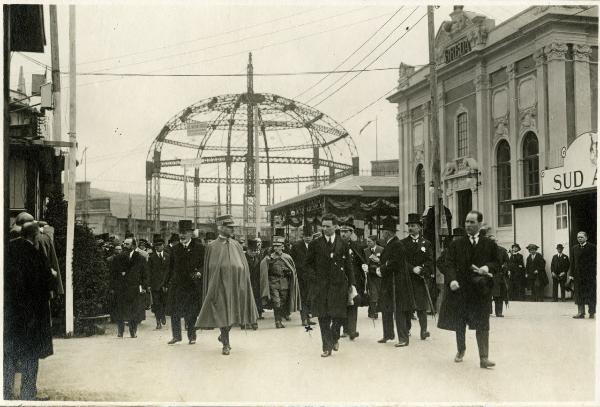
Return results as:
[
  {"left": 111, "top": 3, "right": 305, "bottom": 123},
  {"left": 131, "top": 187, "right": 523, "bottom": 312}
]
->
[{"left": 504, "top": 187, "right": 597, "bottom": 207}]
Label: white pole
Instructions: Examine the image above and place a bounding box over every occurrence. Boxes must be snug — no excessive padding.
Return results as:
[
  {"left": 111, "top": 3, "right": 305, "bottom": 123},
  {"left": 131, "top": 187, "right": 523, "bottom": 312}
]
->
[
  {"left": 375, "top": 115, "right": 378, "bottom": 162},
  {"left": 49, "top": 5, "right": 61, "bottom": 143},
  {"left": 65, "top": 5, "right": 77, "bottom": 336},
  {"left": 183, "top": 165, "right": 188, "bottom": 220},
  {"left": 254, "top": 106, "right": 261, "bottom": 238}
]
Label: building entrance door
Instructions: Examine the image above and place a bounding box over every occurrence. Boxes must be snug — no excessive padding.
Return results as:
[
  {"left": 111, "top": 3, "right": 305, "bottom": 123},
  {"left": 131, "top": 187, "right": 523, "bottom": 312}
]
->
[
  {"left": 456, "top": 189, "right": 472, "bottom": 228},
  {"left": 569, "top": 192, "right": 597, "bottom": 245}
]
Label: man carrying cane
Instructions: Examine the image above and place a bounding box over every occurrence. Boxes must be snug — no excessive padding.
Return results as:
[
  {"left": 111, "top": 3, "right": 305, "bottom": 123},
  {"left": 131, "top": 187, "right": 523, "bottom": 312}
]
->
[{"left": 378, "top": 217, "right": 415, "bottom": 347}]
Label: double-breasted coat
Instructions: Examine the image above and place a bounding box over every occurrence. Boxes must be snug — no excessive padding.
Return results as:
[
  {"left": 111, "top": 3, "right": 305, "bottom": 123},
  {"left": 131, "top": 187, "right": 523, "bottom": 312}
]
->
[
  {"left": 363, "top": 244, "right": 383, "bottom": 304},
  {"left": 437, "top": 235, "right": 500, "bottom": 332},
  {"left": 165, "top": 239, "right": 205, "bottom": 318},
  {"left": 378, "top": 236, "right": 416, "bottom": 314},
  {"left": 401, "top": 235, "right": 433, "bottom": 311},
  {"left": 305, "top": 235, "right": 355, "bottom": 319},
  {"left": 569, "top": 242, "right": 597, "bottom": 306},
  {"left": 110, "top": 250, "right": 148, "bottom": 322},
  {"left": 5, "top": 238, "right": 54, "bottom": 360}
]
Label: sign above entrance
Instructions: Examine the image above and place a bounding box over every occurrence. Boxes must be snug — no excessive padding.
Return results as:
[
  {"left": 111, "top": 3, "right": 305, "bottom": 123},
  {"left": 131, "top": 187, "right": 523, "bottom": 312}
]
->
[{"left": 541, "top": 132, "right": 597, "bottom": 194}]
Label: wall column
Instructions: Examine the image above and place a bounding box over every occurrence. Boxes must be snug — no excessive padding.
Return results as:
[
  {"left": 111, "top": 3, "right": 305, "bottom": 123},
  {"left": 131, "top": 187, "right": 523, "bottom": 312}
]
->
[
  {"left": 534, "top": 47, "right": 548, "bottom": 173},
  {"left": 545, "top": 42, "right": 569, "bottom": 168},
  {"left": 507, "top": 63, "right": 520, "bottom": 197},
  {"left": 474, "top": 62, "right": 491, "bottom": 220},
  {"left": 573, "top": 44, "right": 593, "bottom": 136}
]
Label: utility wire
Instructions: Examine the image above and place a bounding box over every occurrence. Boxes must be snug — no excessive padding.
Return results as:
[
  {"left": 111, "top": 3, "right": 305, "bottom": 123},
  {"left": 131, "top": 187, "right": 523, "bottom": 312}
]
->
[
  {"left": 294, "top": 7, "right": 403, "bottom": 100},
  {"left": 306, "top": 7, "right": 419, "bottom": 105},
  {"left": 77, "top": 8, "right": 318, "bottom": 66},
  {"left": 87, "top": 6, "right": 370, "bottom": 74},
  {"left": 313, "top": 11, "right": 427, "bottom": 107}
]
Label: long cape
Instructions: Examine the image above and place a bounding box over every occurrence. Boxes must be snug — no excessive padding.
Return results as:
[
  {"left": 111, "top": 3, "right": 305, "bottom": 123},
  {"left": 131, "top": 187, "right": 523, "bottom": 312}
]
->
[
  {"left": 195, "top": 237, "right": 258, "bottom": 328},
  {"left": 260, "top": 252, "right": 302, "bottom": 313}
]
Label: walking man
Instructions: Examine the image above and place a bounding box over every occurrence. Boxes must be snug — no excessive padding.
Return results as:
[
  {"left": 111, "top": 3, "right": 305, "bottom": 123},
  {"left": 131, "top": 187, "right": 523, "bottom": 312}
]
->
[
  {"left": 378, "top": 217, "right": 415, "bottom": 348},
  {"left": 525, "top": 244, "right": 548, "bottom": 302},
  {"left": 363, "top": 235, "right": 383, "bottom": 319},
  {"left": 148, "top": 236, "right": 169, "bottom": 329},
  {"left": 568, "top": 231, "right": 596, "bottom": 319},
  {"left": 246, "top": 238, "right": 266, "bottom": 325},
  {"left": 400, "top": 213, "right": 433, "bottom": 340},
  {"left": 339, "top": 220, "right": 366, "bottom": 340},
  {"left": 260, "top": 236, "right": 301, "bottom": 328},
  {"left": 195, "top": 215, "right": 258, "bottom": 355},
  {"left": 165, "top": 220, "right": 204, "bottom": 345},
  {"left": 305, "top": 214, "right": 355, "bottom": 357},
  {"left": 551, "top": 244, "right": 570, "bottom": 302},
  {"left": 438, "top": 210, "right": 500, "bottom": 369},
  {"left": 290, "top": 228, "right": 317, "bottom": 326}
]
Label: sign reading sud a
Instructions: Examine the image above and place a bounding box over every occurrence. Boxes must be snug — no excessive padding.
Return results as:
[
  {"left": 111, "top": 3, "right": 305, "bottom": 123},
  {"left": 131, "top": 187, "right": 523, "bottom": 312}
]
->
[{"left": 542, "top": 132, "right": 597, "bottom": 194}]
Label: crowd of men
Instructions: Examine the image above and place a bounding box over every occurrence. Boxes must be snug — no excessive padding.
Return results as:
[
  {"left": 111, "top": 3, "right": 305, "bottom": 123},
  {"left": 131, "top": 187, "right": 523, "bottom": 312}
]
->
[{"left": 4, "top": 208, "right": 597, "bottom": 399}]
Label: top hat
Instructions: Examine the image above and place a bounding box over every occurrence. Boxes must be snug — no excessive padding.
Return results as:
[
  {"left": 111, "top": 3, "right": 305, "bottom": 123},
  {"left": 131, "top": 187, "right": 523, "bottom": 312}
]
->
[
  {"left": 511, "top": 243, "right": 521, "bottom": 251},
  {"left": 15, "top": 212, "right": 35, "bottom": 226},
  {"left": 526, "top": 243, "right": 539, "bottom": 250},
  {"left": 247, "top": 239, "right": 258, "bottom": 251},
  {"left": 452, "top": 227, "right": 466, "bottom": 236},
  {"left": 216, "top": 214, "right": 236, "bottom": 227},
  {"left": 272, "top": 236, "right": 285, "bottom": 246},
  {"left": 178, "top": 219, "right": 194, "bottom": 233},
  {"left": 556, "top": 243, "right": 564, "bottom": 250},
  {"left": 381, "top": 217, "right": 397, "bottom": 232},
  {"left": 205, "top": 231, "right": 216, "bottom": 241},
  {"left": 405, "top": 213, "right": 423, "bottom": 225}
]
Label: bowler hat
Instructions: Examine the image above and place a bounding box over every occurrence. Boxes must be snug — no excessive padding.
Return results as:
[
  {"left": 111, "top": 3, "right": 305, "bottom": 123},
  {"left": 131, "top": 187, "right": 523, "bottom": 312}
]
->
[
  {"left": 511, "top": 243, "right": 521, "bottom": 251},
  {"left": 216, "top": 214, "right": 236, "bottom": 227},
  {"left": 178, "top": 219, "right": 193, "bottom": 233},
  {"left": 405, "top": 213, "right": 423, "bottom": 225},
  {"left": 381, "top": 217, "right": 397, "bottom": 232},
  {"left": 556, "top": 243, "right": 564, "bottom": 250},
  {"left": 526, "top": 243, "right": 539, "bottom": 250},
  {"left": 153, "top": 236, "right": 165, "bottom": 245}
]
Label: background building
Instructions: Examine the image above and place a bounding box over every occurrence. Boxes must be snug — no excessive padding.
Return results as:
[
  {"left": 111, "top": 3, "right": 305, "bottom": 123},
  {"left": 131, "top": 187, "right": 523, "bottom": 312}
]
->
[{"left": 388, "top": 5, "right": 597, "bottom": 296}]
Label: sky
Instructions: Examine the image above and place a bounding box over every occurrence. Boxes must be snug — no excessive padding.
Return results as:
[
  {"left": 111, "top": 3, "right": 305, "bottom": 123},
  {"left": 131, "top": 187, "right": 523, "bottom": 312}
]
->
[{"left": 9, "top": 2, "right": 530, "bottom": 207}]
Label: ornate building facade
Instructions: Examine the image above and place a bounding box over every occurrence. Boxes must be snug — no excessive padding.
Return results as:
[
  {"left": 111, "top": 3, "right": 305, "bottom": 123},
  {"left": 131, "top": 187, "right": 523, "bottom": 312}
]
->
[{"left": 388, "top": 6, "right": 597, "bottom": 258}]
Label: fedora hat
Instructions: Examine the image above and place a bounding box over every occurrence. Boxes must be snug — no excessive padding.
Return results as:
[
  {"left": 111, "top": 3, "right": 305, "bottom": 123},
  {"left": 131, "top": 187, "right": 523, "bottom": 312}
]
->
[
  {"left": 511, "top": 243, "right": 521, "bottom": 251},
  {"left": 526, "top": 243, "right": 539, "bottom": 250}
]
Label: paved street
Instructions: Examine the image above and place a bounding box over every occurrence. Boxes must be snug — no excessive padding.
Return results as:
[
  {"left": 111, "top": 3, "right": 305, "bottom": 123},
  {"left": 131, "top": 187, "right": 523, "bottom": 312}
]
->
[{"left": 36, "top": 301, "right": 596, "bottom": 403}]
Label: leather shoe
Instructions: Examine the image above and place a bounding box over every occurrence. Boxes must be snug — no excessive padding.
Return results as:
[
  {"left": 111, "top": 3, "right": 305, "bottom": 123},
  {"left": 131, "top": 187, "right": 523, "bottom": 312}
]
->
[
  {"left": 161, "top": 316, "right": 167, "bottom": 325},
  {"left": 308, "top": 319, "right": 317, "bottom": 325},
  {"left": 333, "top": 341, "right": 340, "bottom": 351},
  {"left": 394, "top": 341, "right": 409, "bottom": 347},
  {"left": 454, "top": 351, "right": 465, "bottom": 362},
  {"left": 284, "top": 315, "right": 291, "bottom": 321},
  {"left": 420, "top": 331, "right": 430, "bottom": 340},
  {"left": 349, "top": 332, "right": 359, "bottom": 340},
  {"left": 321, "top": 350, "right": 332, "bottom": 357},
  {"left": 496, "top": 314, "right": 504, "bottom": 318},
  {"left": 252, "top": 323, "right": 258, "bottom": 330},
  {"left": 189, "top": 339, "right": 196, "bottom": 345},
  {"left": 480, "top": 358, "right": 495, "bottom": 369},
  {"left": 167, "top": 338, "right": 181, "bottom": 345},
  {"left": 590, "top": 314, "right": 595, "bottom": 319},
  {"left": 275, "top": 321, "right": 285, "bottom": 329},
  {"left": 573, "top": 314, "right": 585, "bottom": 319},
  {"left": 222, "top": 346, "right": 231, "bottom": 356},
  {"left": 377, "top": 338, "right": 391, "bottom": 343},
  {"left": 340, "top": 333, "right": 348, "bottom": 338}
]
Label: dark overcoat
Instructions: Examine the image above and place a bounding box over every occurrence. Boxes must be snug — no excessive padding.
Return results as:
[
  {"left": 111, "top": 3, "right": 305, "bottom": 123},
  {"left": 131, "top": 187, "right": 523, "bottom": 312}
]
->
[
  {"left": 491, "top": 246, "right": 509, "bottom": 299},
  {"left": 165, "top": 239, "right": 204, "bottom": 317},
  {"left": 5, "top": 238, "right": 54, "bottom": 360},
  {"left": 110, "top": 251, "right": 148, "bottom": 322},
  {"left": 148, "top": 251, "right": 170, "bottom": 291},
  {"left": 401, "top": 235, "right": 433, "bottom": 311},
  {"left": 525, "top": 253, "right": 548, "bottom": 289},
  {"left": 363, "top": 244, "right": 383, "bottom": 303},
  {"left": 378, "top": 236, "right": 416, "bottom": 314},
  {"left": 507, "top": 252, "right": 525, "bottom": 286},
  {"left": 347, "top": 240, "right": 368, "bottom": 306},
  {"left": 551, "top": 253, "right": 570, "bottom": 282},
  {"left": 306, "top": 235, "right": 355, "bottom": 319},
  {"left": 290, "top": 240, "right": 312, "bottom": 308},
  {"left": 569, "top": 243, "right": 597, "bottom": 305},
  {"left": 437, "top": 235, "right": 499, "bottom": 332}
]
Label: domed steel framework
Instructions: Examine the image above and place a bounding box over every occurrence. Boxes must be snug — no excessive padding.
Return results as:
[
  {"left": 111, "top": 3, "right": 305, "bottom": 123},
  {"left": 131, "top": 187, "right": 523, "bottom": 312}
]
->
[{"left": 145, "top": 54, "right": 358, "bottom": 234}]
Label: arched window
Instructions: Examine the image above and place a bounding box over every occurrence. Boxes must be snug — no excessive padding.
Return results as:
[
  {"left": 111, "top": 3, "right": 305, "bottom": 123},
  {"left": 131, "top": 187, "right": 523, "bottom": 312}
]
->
[
  {"left": 523, "top": 132, "right": 540, "bottom": 197},
  {"left": 496, "top": 140, "right": 512, "bottom": 226},
  {"left": 456, "top": 112, "right": 468, "bottom": 157},
  {"left": 416, "top": 164, "right": 425, "bottom": 215}
]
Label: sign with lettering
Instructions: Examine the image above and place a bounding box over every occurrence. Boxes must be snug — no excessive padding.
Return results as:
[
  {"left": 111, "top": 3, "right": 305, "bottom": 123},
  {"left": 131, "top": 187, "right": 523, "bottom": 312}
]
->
[
  {"left": 444, "top": 38, "right": 472, "bottom": 63},
  {"left": 541, "top": 132, "right": 597, "bottom": 194}
]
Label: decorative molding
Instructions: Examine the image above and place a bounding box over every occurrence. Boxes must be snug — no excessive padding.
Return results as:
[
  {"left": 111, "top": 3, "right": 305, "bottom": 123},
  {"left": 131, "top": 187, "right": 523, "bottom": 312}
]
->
[
  {"left": 396, "top": 111, "right": 409, "bottom": 123},
  {"left": 493, "top": 113, "right": 509, "bottom": 139},
  {"left": 534, "top": 48, "right": 546, "bottom": 67},
  {"left": 474, "top": 73, "right": 488, "bottom": 92},
  {"left": 414, "top": 149, "right": 425, "bottom": 164},
  {"left": 545, "top": 42, "right": 568, "bottom": 62},
  {"left": 506, "top": 63, "right": 515, "bottom": 81},
  {"left": 519, "top": 104, "right": 537, "bottom": 132},
  {"left": 573, "top": 44, "right": 593, "bottom": 62}
]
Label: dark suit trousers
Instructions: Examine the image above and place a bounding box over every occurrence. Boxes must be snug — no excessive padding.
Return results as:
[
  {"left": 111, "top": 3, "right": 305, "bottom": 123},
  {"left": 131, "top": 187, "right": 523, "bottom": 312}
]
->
[
  {"left": 3, "top": 353, "right": 39, "bottom": 400},
  {"left": 342, "top": 304, "right": 358, "bottom": 335},
  {"left": 171, "top": 314, "right": 197, "bottom": 341},
  {"left": 552, "top": 278, "right": 566, "bottom": 300},
  {"left": 117, "top": 320, "right": 138, "bottom": 337},
  {"left": 382, "top": 311, "right": 409, "bottom": 343},
  {"left": 455, "top": 319, "right": 489, "bottom": 359},
  {"left": 493, "top": 299, "right": 504, "bottom": 316},
  {"left": 407, "top": 310, "right": 428, "bottom": 334},
  {"left": 318, "top": 316, "right": 343, "bottom": 352}
]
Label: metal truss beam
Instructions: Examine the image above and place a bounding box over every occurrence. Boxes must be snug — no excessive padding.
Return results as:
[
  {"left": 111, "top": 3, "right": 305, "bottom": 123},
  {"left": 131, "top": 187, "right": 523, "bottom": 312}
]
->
[
  {"left": 159, "top": 172, "right": 329, "bottom": 185},
  {"left": 163, "top": 156, "right": 352, "bottom": 170}
]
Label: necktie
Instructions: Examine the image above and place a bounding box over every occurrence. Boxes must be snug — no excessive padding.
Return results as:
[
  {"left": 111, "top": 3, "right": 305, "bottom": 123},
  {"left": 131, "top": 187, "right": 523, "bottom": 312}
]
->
[{"left": 470, "top": 236, "right": 476, "bottom": 246}]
